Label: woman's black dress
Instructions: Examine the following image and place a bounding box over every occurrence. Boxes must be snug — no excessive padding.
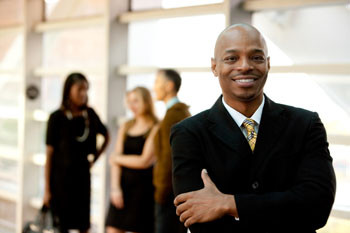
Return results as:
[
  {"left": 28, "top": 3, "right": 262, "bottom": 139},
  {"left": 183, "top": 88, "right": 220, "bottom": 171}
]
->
[
  {"left": 106, "top": 132, "right": 154, "bottom": 233},
  {"left": 46, "top": 108, "right": 107, "bottom": 230}
]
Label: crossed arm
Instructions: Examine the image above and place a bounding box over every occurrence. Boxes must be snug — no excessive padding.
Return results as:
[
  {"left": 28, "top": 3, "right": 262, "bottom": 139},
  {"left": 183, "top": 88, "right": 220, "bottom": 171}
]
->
[
  {"left": 108, "top": 123, "right": 158, "bottom": 208},
  {"left": 174, "top": 169, "right": 238, "bottom": 227},
  {"left": 171, "top": 114, "right": 336, "bottom": 232},
  {"left": 110, "top": 124, "right": 159, "bottom": 169}
]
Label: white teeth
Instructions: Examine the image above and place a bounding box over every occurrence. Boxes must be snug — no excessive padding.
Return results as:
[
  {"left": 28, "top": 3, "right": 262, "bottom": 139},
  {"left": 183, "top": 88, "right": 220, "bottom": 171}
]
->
[{"left": 236, "top": 79, "right": 254, "bottom": 83}]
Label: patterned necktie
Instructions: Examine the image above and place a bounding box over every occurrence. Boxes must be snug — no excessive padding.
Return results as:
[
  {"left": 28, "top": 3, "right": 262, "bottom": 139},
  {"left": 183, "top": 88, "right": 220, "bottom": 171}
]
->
[{"left": 242, "top": 118, "right": 257, "bottom": 152}]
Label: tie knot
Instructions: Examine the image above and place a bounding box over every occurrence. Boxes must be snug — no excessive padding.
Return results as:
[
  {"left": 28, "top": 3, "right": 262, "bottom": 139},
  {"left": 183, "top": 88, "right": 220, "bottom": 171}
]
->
[{"left": 242, "top": 118, "right": 255, "bottom": 130}]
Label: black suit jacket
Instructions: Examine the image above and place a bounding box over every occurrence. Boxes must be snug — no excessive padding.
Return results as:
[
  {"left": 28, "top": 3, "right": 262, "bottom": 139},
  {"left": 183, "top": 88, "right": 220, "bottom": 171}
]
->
[{"left": 171, "top": 95, "right": 336, "bottom": 233}]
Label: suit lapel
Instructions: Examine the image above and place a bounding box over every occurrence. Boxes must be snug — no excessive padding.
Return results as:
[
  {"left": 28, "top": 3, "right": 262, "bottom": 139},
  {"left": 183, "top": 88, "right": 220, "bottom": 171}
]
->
[
  {"left": 207, "top": 96, "right": 251, "bottom": 155},
  {"left": 252, "top": 96, "right": 287, "bottom": 171}
]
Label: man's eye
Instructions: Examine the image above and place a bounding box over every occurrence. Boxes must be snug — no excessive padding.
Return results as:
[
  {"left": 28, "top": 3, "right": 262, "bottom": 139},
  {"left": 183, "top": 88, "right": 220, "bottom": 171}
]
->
[
  {"left": 224, "top": 56, "right": 237, "bottom": 62},
  {"left": 251, "top": 56, "right": 265, "bottom": 61}
]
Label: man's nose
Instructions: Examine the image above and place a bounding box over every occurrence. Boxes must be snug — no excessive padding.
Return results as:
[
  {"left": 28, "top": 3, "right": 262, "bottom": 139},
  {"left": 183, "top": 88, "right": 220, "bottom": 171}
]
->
[{"left": 236, "top": 58, "right": 252, "bottom": 72}]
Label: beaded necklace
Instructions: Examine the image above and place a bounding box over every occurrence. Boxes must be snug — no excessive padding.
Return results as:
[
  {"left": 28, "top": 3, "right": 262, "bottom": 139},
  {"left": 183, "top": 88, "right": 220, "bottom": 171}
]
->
[{"left": 65, "top": 109, "right": 90, "bottom": 142}]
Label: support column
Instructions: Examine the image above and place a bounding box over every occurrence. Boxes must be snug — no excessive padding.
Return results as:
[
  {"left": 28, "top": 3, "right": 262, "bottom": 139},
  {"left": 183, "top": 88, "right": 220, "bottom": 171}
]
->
[
  {"left": 226, "top": 0, "right": 253, "bottom": 26},
  {"left": 98, "top": 0, "right": 128, "bottom": 232},
  {"left": 17, "top": 0, "right": 43, "bottom": 232}
]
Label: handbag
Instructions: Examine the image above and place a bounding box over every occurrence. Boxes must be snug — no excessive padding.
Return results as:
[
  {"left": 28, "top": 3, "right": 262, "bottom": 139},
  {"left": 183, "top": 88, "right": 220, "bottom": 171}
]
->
[{"left": 22, "top": 205, "right": 60, "bottom": 233}]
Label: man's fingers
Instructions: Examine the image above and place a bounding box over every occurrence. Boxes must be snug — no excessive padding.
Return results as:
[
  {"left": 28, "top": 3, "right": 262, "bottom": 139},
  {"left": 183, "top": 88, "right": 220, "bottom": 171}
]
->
[
  {"left": 176, "top": 201, "right": 191, "bottom": 216},
  {"left": 201, "top": 169, "right": 214, "bottom": 187},
  {"left": 174, "top": 191, "right": 193, "bottom": 206},
  {"left": 179, "top": 209, "right": 198, "bottom": 227},
  {"left": 174, "top": 194, "right": 183, "bottom": 207},
  {"left": 184, "top": 215, "right": 197, "bottom": 228},
  {"left": 179, "top": 208, "right": 193, "bottom": 223}
]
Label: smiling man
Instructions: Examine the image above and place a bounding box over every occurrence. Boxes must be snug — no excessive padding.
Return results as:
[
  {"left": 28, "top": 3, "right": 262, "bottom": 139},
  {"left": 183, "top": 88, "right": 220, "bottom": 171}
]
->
[{"left": 170, "top": 24, "right": 336, "bottom": 233}]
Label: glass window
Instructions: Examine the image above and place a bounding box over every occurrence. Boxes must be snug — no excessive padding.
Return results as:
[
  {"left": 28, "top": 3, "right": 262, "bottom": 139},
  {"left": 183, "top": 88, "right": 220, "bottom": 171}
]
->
[
  {"left": 330, "top": 144, "right": 350, "bottom": 211},
  {"left": 0, "top": 76, "right": 21, "bottom": 110},
  {"left": 0, "top": 34, "right": 22, "bottom": 115},
  {"left": 0, "top": 34, "right": 23, "bottom": 69},
  {"left": 45, "top": 0, "right": 105, "bottom": 21},
  {"left": 0, "top": 119, "right": 18, "bottom": 149},
  {"left": 128, "top": 14, "right": 226, "bottom": 67},
  {"left": 127, "top": 12, "right": 226, "bottom": 118},
  {"left": 0, "top": 10, "right": 22, "bottom": 229},
  {"left": 41, "top": 26, "right": 106, "bottom": 115},
  {"left": 0, "top": 0, "right": 23, "bottom": 26},
  {"left": 40, "top": 76, "right": 64, "bottom": 113},
  {"left": 0, "top": 158, "right": 18, "bottom": 195},
  {"left": 178, "top": 72, "right": 221, "bottom": 115},
  {"left": 42, "top": 27, "right": 104, "bottom": 68},
  {"left": 0, "top": 199, "right": 16, "bottom": 232},
  {"left": 0, "top": 32, "right": 21, "bottom": 156},
  {"left": 253, "top": 5, "right": 350, "bottom": 64},
  {"left": 264, "top": 74, "right": 350, "bottom": 134}
]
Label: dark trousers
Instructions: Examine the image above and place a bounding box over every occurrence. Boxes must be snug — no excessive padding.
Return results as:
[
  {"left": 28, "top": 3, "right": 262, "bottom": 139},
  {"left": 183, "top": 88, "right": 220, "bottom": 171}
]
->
[{"left": 155, "top": 201, "right": 187, "bottom": 233}]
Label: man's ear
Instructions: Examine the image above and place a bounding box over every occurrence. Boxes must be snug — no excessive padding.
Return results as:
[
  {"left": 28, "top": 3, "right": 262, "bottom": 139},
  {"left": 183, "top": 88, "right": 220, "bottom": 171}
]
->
[
  {"left": 267, "top": 56, "right": 270, "bottom": 70},
  {"left": 165, "top": 80, "right": 175, "bottom": 93},
  {"left": 211, "top": 58, "right": 218, "bottom": 77}
]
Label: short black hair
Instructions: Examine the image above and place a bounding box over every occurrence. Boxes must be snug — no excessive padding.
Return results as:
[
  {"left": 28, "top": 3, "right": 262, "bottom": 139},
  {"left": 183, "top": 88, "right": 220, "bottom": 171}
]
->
[{"left": 159, "top": 69, "right": 182, "bottom": 93}]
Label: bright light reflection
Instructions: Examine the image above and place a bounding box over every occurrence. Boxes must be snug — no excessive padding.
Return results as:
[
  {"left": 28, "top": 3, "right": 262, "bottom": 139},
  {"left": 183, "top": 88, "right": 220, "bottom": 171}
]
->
[
  {"left": 330, "top": 144, "right": 350, "bottom": 211},
  {"left": 264, "top": 36, "right": 294, "bottom": 66},
  {"left": 128, "top": 14, "right": 225, "bottom": 67},
  {"left": 155, "top": 14, "right": 225, "bottom": 67},
  {"left": 265, "top": 73, "right": 350, "bottom": 135}
]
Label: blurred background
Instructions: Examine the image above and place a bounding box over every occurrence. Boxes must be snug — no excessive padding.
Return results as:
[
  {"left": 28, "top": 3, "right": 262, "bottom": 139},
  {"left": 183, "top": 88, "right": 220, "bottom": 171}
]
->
[{"left": 0, "top": 0, "right": 349, "bottom": 232}]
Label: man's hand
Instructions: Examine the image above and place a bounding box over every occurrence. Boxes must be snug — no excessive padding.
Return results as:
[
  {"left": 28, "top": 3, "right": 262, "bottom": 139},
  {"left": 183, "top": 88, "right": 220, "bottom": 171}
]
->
[{"left": 174, "top": 169, "right": 238, "bottom": 227}]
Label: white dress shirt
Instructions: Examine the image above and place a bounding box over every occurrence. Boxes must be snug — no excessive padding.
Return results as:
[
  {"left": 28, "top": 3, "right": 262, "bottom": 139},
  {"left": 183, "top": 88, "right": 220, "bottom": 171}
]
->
[
  {"left": 222, "top": 95, "right": 265, "bottom": 137},
  {"left": 221, "top": 95, "right": 265, "bottom": 221}
]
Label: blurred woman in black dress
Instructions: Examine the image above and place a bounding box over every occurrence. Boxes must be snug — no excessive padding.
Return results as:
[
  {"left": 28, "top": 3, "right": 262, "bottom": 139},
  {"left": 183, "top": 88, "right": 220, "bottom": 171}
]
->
[
  {"left": 43, "top": 73, "right": 109, "bottom": 233},
  {"left": 106, "top": 87, "right": 158, "bottom": 233}
]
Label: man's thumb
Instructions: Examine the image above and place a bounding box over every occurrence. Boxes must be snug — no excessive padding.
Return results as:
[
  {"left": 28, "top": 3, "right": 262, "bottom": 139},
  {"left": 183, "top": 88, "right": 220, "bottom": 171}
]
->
[{"left": 201, "top": 169, "right": 214, "bottom": 187}]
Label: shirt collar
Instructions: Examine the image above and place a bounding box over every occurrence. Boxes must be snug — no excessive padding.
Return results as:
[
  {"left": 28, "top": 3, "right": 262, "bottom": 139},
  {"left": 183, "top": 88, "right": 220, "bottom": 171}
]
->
[
  {"left": 222, "top": 95, "right": 265, "bottom": 127},
  {"left": 166, "top": 96, "right": 180, "bottom": 109}
]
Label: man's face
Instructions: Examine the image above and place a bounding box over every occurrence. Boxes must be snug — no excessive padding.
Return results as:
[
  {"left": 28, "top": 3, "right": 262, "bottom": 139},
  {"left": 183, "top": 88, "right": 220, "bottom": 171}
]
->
[
  {"left": 153, "top": 72, "right": 168, "bottom": 101},
  {"left": 211, "top": 27, "right": 270, "bottom": 103}
]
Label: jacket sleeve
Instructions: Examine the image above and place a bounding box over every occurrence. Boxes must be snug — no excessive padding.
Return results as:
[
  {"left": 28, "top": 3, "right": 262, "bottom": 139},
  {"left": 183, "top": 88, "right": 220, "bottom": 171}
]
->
[
  {"left": 171, "top": 122, "right": 230, "bottom": 233},
  {"left": 235, "top": 112, "right": 336, "bottom": 231},
  {"left": 156, "top": 107, "right": 191, "bottom": 203},
  {"left": 171, "top": 123, "right": 205, "bottom": 195}
]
